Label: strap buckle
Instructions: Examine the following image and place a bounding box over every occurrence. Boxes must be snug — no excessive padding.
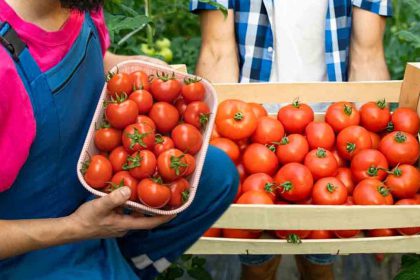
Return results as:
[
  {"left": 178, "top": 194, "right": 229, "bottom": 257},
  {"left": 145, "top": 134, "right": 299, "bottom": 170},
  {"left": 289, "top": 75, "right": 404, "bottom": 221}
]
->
[{"left": 0, "top": 22, "right": 26, "bottom": 61}]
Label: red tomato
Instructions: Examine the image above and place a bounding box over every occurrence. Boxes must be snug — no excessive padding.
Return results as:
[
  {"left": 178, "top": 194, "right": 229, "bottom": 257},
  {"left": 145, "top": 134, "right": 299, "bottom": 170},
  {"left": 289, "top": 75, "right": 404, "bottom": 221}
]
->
[
  {"left": 122, "top": 123, "right": 155, "bottom": 153},
  {"left": 234, "top": 183, "right": 242, "bottom": 203},
  {"left": 168, "top": 178, "right": 190, "bottom": 208},
  {"left": 157, "top": 149, "right": 191, "bottom": 182},
  {"left": 353, "top": 178, "right": 393, "bottom": 205},
  {"left": 305, "top": 122, "right": 335, "bottom": 150},
  {"left": 350, "top": 149, "right": 388, "bottom": 182},
  {"left": 174, "top": 97, "right": 187, "bottom": 116},
  {"left": 210, "top": 138, "right": 240, "bottom": 163},
  {"left": 203, "top": 228, "right": 222, "bottom": 238},
  {"left": 154, "top": 135, "right": 175, "bottom": 157},
  {"left": 222, "top": 229, "right": 262, "bottom": 239},
  {"left": 334, "top": 230, "right": 360, "bottom": 238},
  {"left": 360, "top": 100, "right": 391, "bottom": 132},
  {"left": 391, "top": 107, "right": 420, "bottom": 135},
  {"left": 215, "top": 99, "right": 257, "bottom": 140},
  {"left": 249, "top": 103, "right": 268, "bottom": 119},
  {"left": 129, "top": 89, "right": 153, "bottom": 114},
  {"left": 336, "top": 125, "right": 372, "bottom": 160},
  {"left": 123, "top": 150, "right": 156, "bottom": 180},
  {"left": 386, "top": 164, "right": 420, "bottom": 199},
  {"left": 110, "top": 171, "right": 138, "bottom": 201},
  {"left": 277, "top": 100, "right": 314, "bottom": 134},
  {"left": 367, "top": 228, "right": 397, "bottom": 237},
  {"left": 242, "top": 173, "right": 276, "bottom": 202},
  {"left": 94, "top": 127, "right": 122, "bottom": 152},
  {"left": 107, "top": 72, "right": 132, "bottom": 97},
  {"left": 415, "top": 194, "right": 420, "bottom": 204},
  {"left": 274, "top": 163, "right": 314, "bottom": 202},
  {"left": 251, "top": 116, "right": 285, "bottom": 145},
  {"left": 276, "top": 134, "right": 309, "bottom": 165},
  {"left": 82, "top": 155, "right": 113, "bottom": 189},
  {"left": 149, "top": 102, "right": 180, "bottom": 133},
  {"left": 325, "top": 102, "right": 360, "bottom": 132},
  {"left": 105, "top": 97, "right": 139, "bottom": 129},
  {"left": 304, "top": 148, "right": 339, "bottom": 180},
  {"left": 332, "top": 149, "right": 347, "bottom": 168},
  {"left": 211, "top": 126, "right": 221, "bottom": 140},
  {"left": 395, "top": 199, "right": 420, "bottom": 235},
  {"left": 378, "top": 131, "right": 420, "bottom": 166},
  {"left": 136, "top": 115, "right": 156, "bottom": 130},
  {"left": 336, "top": 167, "right": 355, "bottom": 195},
  {"left": 236, "top": 163, "right": 247, "bottom": 183},
  {"left": 183, "top": 154, "right": 196, "bottom": 177},
  {"left": 184, "top": 101, "right": 211, "bottom": 129},
  {"left": 308, "top": 230, "right": 334, "bottom": 239},
  {"left": 312, "top": 177, "right": 348, "bottom": 205},
  {"left": 242, "top": 143, "right": 279, "bottom": 176},
  {"left": 171, "top": 124, "right": 203, "bottom": 155},
  {"left": 109, "top": 146, "right": 129, "bottom": 172},
  {"left": 181, "top": 78, "right": 205, "bottom": 103},
  {"left": 237, "top": 138, "right": 249, "bottom": 153},
  {"left": 150, "top": 74, "right": 181, "bottom": 102},
  {"left": 130, "top": 70, "right": 150, "bottom": 91},
  {"left": 237, "top": 190, "right": 274, "bottom": 204},
  {"left": 370, "top": 132, "right": 381, "bottom": 149},
  {"left": 137, "top": 178, "right": 171, "bottom": 208},
  {"left": 274, "top": 230, "right": 311, "bottom": 241}
]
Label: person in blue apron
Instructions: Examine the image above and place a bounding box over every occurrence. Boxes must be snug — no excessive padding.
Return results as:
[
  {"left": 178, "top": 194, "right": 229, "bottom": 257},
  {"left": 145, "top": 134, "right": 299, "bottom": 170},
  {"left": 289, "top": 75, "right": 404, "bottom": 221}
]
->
[{"left": 0, "top": 1, "right": 238, "bottom": 279}]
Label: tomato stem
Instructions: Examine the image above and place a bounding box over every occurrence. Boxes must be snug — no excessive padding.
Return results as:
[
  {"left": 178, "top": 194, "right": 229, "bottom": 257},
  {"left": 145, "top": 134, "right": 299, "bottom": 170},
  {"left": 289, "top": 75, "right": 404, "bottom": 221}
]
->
[
  {"left": 123, "top": 153, "right": 143, "bottom": 170},
  {"left": 181, "top": 190, "right": 190, "bottom": 203},
  {"left": 386, "top": 121, "right": 394, "bottom": 132},
  {"left": 326, "top": 183, "right": 336, "bottom": 193},
  {"left": 292, "top": 98, "right": 300, "bottom": 108},
  {"left": 394, "top": 131, "right": 407, "bottom": 143},
  {"left": 344, "top": 104, "right": 353, "bottom": 116},
  {"left": 280, "top": 136, "right": 289, "bottom": 145},
  {"left": 376, "top": 99, "right": 386, "bottom": 109},
  {"left": 234, "top": 112, "right": 244, "bottom": 121},
  {"left": 346, "top": 142, "right": 356, "bottom": 153},
  {"left": 316, "top": 148, "right": 327, "bottom": 158},
  {"left": 391, "top": 165, "right": 402, "bottom": 177},
  {"left": 155, "top": 134, "right": 164, "bottom": 144},
  {"left": 287, "top": 234, "right": 302, "bottom": 244},
  {"left": 264, "top": 182, "right": 276, "bottom": 194},
  {"left": 170, "top": 154, "right": 188, "bottom": 176},
  {"left": 266, "top": 144, "right": 276, "bottom": 153},
  {"left": 127, "top": 128, "right": 150, "bottom": 149},
  {"left": 199, "top": 113, "right": 210, "bottom": 128},
  {"left": 367, "top": 166, "right": 379, "bottom": 177},
  {"left": 184, "top": 76, "right": 202, "bottom": 85},
  {"left": 377, "top": 186, "right": 390, "bottom": 197},
  {"left": 281, "top": 181, "right": 293, "bottom": 192}
]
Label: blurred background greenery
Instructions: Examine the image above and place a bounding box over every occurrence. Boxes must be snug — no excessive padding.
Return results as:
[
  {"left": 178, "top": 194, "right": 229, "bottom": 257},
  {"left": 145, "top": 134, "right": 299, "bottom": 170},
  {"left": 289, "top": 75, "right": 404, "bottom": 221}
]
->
[{"left": 104, "top": 0, "right": 420, "bottom": 79}]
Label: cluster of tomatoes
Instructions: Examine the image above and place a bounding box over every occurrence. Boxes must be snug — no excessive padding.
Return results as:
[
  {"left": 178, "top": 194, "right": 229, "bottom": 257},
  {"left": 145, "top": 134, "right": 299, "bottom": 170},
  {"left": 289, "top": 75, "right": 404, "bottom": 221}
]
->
[
  {"left": 205, "top": 99, "right": 420, "bottom": 240},
  {"left": 82, "top": 69, "right": 210, "bottom": 209}
]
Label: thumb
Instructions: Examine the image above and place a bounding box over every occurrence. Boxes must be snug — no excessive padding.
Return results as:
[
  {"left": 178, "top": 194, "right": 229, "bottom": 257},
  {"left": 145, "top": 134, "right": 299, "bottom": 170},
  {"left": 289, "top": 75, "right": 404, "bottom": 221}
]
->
[{"left": 95, "top": 187, "right": 131, "bottom": 213}]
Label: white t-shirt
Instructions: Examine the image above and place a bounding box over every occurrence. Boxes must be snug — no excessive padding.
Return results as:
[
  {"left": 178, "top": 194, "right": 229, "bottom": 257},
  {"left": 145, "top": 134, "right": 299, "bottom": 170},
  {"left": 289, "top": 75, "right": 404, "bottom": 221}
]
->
[{"left": 269, "top": 0, "right": 329, "bottom": 82}]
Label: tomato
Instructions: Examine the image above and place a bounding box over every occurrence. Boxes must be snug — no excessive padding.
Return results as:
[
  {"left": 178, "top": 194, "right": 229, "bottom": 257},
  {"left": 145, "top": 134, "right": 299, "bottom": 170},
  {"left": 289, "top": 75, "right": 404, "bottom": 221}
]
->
[
  {"left": 336, "top": 125, "right": 372, "bottom": 160},
  {"left": 350, "top": 149, "right": 388, "bottom": 182},
  {"left": 157, "top": 149, "right": 191, "bottom": 182},
  {"left": 335, "top": 167, "right": 355, "bottom": 195},
  {"left": 325, "top": 102, "right": 360, "bottom": 132},
  {"left": 129, "top": 89, "right": 153, "bottom": 114},
  {"left": 251, "top": 116, "right": 285, "bottom": 145},
  {"left": 210, "top": 138, "right": 240, "bottom": 163},
  {"left": 360, "top": 100, "right": 390, "bottom": 132},
  {"left": 395, "top": 199, "right": 420, "bottom": 235},
  {"left": 203, "top": 228, "right": 222, "bottom": 238},
  {"left": 386, "top": 164, "right": 420, "bottom": 199},
  {"left": 110, "top": 171, "right": 138, "bottom": 201},
  {"left": 215, "top": 99, "right": 257, "bottom": 140},
  {"left": 305, "top": 122, "right": 335, "bottom": 150},
  {"left": 234, "top": 183, "right": 242, "bottom": 203},
  {"left": 171, "top": 124, "right": 203, "bottom": 155},
  {"left": 378, "top": 131, "right": 419, "bottom": 166},
  {"left": 181, "top": 77, "right": 205, "bottom": 103},
  {"left": 391, "top": 107, "right": 420, "bottom": 135},
  {"left": 222, "top": 229, "right": 262, "bottom": 239},
  {"left": 276, "top": 134, "right": 309, "bottom": 165},
  {"left": 168, "top": 178, "right": 190, "bottom": 208},
  {"left": 353, "top": 178, "right": 393, "bottom": 205},
  {"left": 82, "top": 155, "right": 113, "bottom": 189},
  {"left": 237, "top": 190, "right": 274, "bottom": 204},
  {"left": 242, "top": 143, "right": 279, "bottom": 176},
  {"left": 109, "top": 146, "right": 129, "bottom": 172},
  {"left": 107, "top": 72, "right": 132, "bottom": 97},
  {"left": 367, "top": 228, "right": 397, "bottom": 237},
  {"left": 334, "top": 230, "right": 360, "bottom": 238},
  {"left": 105, "top": 96, "right": 139, "bottom": 129},
  {"left": 123, "top": 150, "right": 156, "bottom": 180},
  {"left": 183, "top": 154, "right": 196, "bottom": 176},
  {"left": 274, "top": 230, "right": 311, "bottom": 241},
  {"left": 415, "top": 194, "right": 420, "bottom": 204},
  {"left": 332, "top": 149, "right": 347, "bottom": 167},
  {"left": 150, "top": 73, "right": 181, "bottom": 102},
  {"left": 277, "top": 100, "right": 314, "bottom": 134},
  {"left": 130, "top": 70, "right": 150, "bottom": 91},
  {"left": 370, "top": 132, "right": 381, "bottom": 149},
  {"left": 136, "top": 115, "right": 156, "bottom": 130},
  {"left": 211, "top": 126, "right": 221, "bottom": 141},
  {"left": 183, "top": 101, "right": 211, "bottom": 129},
  {"left": 94, "top": 127, "right": 121, "bottom": 152},
  {"left": 242, "top": 173, "right": 276, "bottom": 202},
  {"left": 122, "top": 123, "right": 155, "bottom": 153},
  {"left": 149, "top": 102, "right": 180, "bottom": 133},
  {"left": 249, "top": 103, "right": 268, "bottom": 119},
  {"left": 236, "top": 162, "right": 247, "bottom": 183},
  {"left": 274, "top": 163, "right": 314, "bottom": 202},
  {"left": 174, "top": 98, "right": 187, "bottom": 116},
  {"left": 304, "top": 148, "right": 339, "bottom": 180},
  {"left": 137, "top": 178, "right": 171, "bottom": 208},
  {"left": 312, "top": 177, "right": 348, "bottom": 205},
  {"left": 154, "top": 135, "right": 174, "bottom": 157},
  {"left": 308, "top": 230, "right": 334, "bottom": 239},
  {"left": 237, "top": 138, "right": 249, "bottom": 153}
]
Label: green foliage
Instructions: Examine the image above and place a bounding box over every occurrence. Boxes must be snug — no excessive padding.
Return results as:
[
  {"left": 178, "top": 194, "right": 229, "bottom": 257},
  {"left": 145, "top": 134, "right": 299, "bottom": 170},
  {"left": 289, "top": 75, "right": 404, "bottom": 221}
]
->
[
  {"left": 155, "top": 255, "right": 212, "bottom": 280},
  {"left": 394, "top": 255, "right": 420, "bottom": 280}
]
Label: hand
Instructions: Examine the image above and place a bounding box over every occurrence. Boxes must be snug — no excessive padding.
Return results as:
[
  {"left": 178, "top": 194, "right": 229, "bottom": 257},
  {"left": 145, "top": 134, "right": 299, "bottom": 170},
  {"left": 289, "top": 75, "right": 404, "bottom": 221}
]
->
[{"left": 68, "top": 187, "right": 175, "bottom": 239}]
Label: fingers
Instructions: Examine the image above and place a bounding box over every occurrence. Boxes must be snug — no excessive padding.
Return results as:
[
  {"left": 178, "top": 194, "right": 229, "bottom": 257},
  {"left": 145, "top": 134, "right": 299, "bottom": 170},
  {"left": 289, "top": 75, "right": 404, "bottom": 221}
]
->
[
  {"left": 118, "top": 214, "right": 176, "bottom": 230},
  {"left": 93, "top": 187, "right": 131, "bottom": 214}
]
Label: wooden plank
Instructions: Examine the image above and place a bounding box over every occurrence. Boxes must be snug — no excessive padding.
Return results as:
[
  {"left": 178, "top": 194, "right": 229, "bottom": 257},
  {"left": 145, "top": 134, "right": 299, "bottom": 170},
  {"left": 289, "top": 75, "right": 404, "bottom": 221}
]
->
[
  {"left": 213, "top": 81, "right": 402, "bottom": 104},
  {"left": 187, "top": 235, "right": 420, "bottom": 255},
  {"left": 399, "top": 63, "right": 420, "bottom": 111},
  {"left": 211, "top": 205, "right": 420, "bottom": 230}
]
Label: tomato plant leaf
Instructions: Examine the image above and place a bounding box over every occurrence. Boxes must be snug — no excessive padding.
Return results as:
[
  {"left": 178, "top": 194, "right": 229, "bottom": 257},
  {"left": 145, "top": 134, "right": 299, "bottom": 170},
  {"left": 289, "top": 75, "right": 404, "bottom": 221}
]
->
[
  {"left": 198, "top": 0, "right": 228, "bottom": 18},
  {"left": 187, "top": 267, "right": 212, "bottom": 280}
]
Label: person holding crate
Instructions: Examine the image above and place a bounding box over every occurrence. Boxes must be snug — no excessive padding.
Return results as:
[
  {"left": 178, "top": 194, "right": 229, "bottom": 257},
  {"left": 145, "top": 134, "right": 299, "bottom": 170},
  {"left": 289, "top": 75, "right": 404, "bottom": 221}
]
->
[
  {"left": 0, "top": 0, "right": 239, "bottom": 279},
  {"left": 191, "top": 0, "right": 391, "bottom": 279}
]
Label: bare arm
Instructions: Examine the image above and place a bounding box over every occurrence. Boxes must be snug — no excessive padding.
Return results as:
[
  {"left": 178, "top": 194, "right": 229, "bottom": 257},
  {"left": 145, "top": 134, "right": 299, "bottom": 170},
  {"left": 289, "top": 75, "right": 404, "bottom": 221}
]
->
[
  {"left": 103, "top": 51, "right": 167, "bottom": 73},
  {"left": 196, "top": 10, "right": 239, "bottom": 83},
  {"left": 349, "top": 7, "right": 390, "bottom": 81},
  {"left": 0, "top": 187, "right": 173, "bottom": 260}
]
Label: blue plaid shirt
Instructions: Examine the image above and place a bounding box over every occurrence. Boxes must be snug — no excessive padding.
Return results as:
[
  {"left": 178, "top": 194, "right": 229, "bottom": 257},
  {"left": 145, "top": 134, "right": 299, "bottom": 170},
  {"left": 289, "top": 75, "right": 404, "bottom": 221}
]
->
[{"left": 190, "top": 0, "right": 392, "bottom": 82}]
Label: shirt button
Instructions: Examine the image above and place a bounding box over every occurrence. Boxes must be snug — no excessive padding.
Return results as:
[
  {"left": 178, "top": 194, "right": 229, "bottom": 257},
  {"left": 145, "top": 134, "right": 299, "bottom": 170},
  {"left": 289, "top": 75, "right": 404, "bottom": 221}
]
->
[{"left": 267, "top": 47, "right": 273, "bottom": 53}]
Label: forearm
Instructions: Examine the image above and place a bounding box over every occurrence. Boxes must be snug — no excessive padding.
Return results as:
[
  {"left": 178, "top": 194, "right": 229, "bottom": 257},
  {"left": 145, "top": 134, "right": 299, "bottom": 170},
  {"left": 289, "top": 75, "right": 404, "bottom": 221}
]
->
[
  {"left": 196, "top": 48, "right": 239, "bottom": 83},
  {"left": 348, "top": 48, "right": 390, "bottom": 81}
]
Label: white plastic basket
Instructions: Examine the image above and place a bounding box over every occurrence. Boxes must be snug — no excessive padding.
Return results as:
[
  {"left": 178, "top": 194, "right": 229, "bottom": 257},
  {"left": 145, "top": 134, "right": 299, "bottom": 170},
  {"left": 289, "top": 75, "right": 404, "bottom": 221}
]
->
[{"left": 77, "top": 60, "right": 217, "bottom": 215}]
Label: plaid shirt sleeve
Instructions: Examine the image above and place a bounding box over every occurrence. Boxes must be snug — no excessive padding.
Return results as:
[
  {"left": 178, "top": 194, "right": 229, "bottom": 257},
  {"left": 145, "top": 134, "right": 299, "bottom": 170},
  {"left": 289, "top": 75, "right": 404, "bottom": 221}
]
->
[
  {"left": 190, "top": 0, "right": 233, "bottom": 12},
  {"left": 352, "top": 0, "right": 393, "bottom": 16}
]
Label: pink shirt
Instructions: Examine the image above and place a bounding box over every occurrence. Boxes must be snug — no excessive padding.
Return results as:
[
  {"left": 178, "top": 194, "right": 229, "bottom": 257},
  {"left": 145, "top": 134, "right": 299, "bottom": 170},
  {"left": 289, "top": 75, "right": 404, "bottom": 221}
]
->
[{"left": 0, "top": 0, "right": 110, "bottom": 192}]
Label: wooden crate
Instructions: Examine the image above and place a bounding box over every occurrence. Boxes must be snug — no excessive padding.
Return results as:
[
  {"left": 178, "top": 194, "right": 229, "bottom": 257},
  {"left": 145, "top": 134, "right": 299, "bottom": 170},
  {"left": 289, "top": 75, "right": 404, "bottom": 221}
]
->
[{"left": 187, "top": 62, "right": 420, "bottom": 255}]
